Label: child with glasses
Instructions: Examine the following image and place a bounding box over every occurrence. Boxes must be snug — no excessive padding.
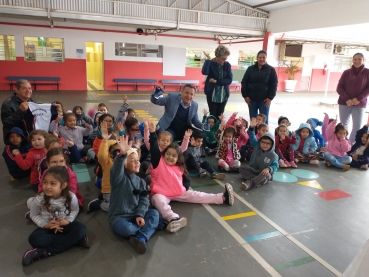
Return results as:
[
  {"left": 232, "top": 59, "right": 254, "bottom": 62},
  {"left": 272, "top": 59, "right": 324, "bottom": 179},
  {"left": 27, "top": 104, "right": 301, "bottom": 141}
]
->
[{"left": 240, "top": 118, "right": 279, "bottom": 191}]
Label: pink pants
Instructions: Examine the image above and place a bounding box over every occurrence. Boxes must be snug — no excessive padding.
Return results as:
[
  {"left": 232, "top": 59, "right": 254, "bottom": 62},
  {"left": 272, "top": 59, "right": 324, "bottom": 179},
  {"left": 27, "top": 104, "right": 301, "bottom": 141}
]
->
[{"left": 151, "top": 191, "right": 224, "bottom": 221}]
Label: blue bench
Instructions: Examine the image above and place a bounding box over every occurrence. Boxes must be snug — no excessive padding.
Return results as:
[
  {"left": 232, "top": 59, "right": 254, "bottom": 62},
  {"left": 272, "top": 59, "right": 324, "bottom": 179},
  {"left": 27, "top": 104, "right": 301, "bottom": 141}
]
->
[
  {"left": 114, "top": 78, "right": 157, "bottom": 91},
  {"left": 8, "top": 76, "right": 60, "bottom": 91},
  {"left": 230, "top": 80, "right": 241, "bottom": 91},
  {"left": 161, "top": 80, "right": 200, "bottom": 91}
]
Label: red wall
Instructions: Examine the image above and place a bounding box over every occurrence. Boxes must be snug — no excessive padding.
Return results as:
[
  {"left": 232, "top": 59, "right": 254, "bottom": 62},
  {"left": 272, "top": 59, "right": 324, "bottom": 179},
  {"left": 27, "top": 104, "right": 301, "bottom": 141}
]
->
[
  {"left": 0, "top": 58, "right": 343, "bottom": 92},
  {"left": 104, "top": 60, "right": 205, "bottom": 91},
  {"left": 0, "top": 57, "right": 87, "bottom": 90}
]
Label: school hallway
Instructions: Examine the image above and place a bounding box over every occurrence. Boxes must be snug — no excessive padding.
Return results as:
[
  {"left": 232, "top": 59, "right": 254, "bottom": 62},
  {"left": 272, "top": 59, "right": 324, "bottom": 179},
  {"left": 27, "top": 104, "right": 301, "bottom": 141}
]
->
[{"left": 0, "top": 89, "right": 368, "bottom": 277}]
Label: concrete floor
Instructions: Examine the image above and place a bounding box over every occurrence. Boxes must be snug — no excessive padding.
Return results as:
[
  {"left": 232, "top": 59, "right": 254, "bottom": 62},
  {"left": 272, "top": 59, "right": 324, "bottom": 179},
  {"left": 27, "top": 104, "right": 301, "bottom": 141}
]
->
[{"left": 0, "top": 90, "right": 368, "bottom": 277}]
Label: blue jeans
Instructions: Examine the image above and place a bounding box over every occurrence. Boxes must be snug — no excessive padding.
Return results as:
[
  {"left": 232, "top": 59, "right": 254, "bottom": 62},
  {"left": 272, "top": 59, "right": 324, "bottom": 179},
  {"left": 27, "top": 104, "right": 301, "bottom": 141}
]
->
[
  {"left": 324, "top": 152, "right": 352, "bottom": 169},
  {"left": 112, "top": 209, "right": 159, "bottom": 241},
  {"left": 248, "top": 100, "right": 270, "bottom": 124}
]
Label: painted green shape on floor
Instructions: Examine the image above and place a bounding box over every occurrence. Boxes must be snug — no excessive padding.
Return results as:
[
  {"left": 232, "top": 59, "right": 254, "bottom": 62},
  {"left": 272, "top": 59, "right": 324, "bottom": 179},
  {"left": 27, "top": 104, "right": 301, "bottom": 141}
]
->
[
  {"left": 191, "top": 183, "right": 218, "bottom": 189},
  {"left": 72, "top": 164, "right": 88, "bottom": 173},
  {"left": 273, "top": 256, "right": 315, "bottom": 271},
  {"left": 290, "top": 169, "right": 319, "bottom": 179},
  {"left": 273, "top": 172, "right": 298, "bottom": 183},
  {"left": 75, "top": 171, "right": 91, "bottom": 183}
]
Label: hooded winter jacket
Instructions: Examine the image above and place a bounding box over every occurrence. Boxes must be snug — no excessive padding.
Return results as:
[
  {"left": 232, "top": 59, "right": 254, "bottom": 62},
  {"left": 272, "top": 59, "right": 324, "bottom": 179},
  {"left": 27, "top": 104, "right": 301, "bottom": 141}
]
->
[
  {"left": 247, "top": 128, "right": 278, "bottom": 175},
  {"left": 2, "top": 127, "right": 31, "bottom": 179},
  {"left": 202, "top": 115, "right": 220, "bottom": 145},
  {"left": 291, "top": 123, "right": 318, "bottom": 154}
]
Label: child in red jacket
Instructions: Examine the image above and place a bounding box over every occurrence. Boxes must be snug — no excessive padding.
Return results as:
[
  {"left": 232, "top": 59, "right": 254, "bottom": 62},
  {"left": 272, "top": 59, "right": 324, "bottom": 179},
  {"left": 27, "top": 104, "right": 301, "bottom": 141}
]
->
[
  {"left": 12, "top": 130, "right": 48, "bottom": 191},
  {"left": 275, "top": 124, "right": 297, "bottom": 168}
]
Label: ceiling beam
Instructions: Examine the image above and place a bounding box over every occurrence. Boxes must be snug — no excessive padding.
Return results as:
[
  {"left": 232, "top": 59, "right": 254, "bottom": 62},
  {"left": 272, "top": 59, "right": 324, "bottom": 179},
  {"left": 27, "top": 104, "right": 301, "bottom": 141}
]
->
[
  {"left": 226, "top": 0, "right": 269, "bottom": 15},
  {"left": 253, "top": 0, "right": 287, "bottom": 8}
]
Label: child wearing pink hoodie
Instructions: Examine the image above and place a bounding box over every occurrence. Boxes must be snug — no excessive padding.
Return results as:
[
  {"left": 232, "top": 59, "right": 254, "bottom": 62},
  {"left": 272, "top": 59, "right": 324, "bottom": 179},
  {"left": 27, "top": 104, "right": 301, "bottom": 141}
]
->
[
  {"left": 226, "top": 112, "right": 249, "bottom": 151},
  {"left": 324, "top": 116, "right": 352, "bottom": 170}
]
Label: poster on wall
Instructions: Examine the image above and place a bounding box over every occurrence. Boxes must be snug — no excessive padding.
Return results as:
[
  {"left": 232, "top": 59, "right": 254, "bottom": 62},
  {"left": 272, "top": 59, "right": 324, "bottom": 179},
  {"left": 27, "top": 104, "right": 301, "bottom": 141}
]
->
[
  {"left": 76, "top": 49, "right": 84, "bottom": 58},
  {"left": 163, "top": 47, "right": 186, "bottom": 76}
]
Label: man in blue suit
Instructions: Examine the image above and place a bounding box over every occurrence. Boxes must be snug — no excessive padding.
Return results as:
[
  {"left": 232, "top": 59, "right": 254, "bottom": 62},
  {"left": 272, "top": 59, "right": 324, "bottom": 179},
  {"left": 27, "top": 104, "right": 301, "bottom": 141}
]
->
[{"left": 151, "top": 84, "right": 203, "bottom": 141}]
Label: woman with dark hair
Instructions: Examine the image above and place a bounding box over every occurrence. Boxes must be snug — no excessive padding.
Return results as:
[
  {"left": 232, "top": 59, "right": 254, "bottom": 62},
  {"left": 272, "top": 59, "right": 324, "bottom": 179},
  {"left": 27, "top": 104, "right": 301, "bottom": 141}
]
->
[
  {"left": 241, "top": 50, "right": 278, "bottom": 124},
  {"left": 202, "top": 45, "right": 233, "bottom": 118},
  {"left": 337, "top": 52, "right": 369, "bottom": 143}
]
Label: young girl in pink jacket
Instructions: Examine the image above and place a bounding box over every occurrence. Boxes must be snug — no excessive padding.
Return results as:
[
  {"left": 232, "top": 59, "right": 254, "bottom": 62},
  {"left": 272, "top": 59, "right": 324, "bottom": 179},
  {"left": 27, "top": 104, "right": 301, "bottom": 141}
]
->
[
  {"left": 324, "top": 116, "right": 352, "bottom": 170},
  {"left": 147, "top": 119, "right": 234, "bottom": 233}
]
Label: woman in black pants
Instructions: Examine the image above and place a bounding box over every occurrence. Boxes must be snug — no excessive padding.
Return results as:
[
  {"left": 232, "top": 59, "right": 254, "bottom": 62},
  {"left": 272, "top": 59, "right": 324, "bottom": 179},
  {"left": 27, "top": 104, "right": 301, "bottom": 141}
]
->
[{"left": 202, "top": 45, "right": 233, "bottom": 118}]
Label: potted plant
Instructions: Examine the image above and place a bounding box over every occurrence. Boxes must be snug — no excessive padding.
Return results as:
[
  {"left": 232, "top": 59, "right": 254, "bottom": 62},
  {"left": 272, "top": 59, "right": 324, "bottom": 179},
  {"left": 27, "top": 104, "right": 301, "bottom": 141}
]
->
[{"left": 284, "top": 61, "right": 301, "bottom": 93}]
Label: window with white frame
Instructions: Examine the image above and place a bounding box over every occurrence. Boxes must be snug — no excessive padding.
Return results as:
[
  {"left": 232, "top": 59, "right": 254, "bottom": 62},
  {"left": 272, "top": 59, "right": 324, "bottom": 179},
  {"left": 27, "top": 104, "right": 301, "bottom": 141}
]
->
[
  {"left": 0, "top": 35, "right": 16, "bottom": 61},
  {"left": 238, "top": 50, "right": 257, "bottom": 69},
  {"left": 24, "top": 36, "right": 64, "bottom": 62},
  {"left": 186, "top": 47, "right": 215, "bottom": 68},
  {"left": 115, "top": 43, "right": 163, "bottom": 58}
]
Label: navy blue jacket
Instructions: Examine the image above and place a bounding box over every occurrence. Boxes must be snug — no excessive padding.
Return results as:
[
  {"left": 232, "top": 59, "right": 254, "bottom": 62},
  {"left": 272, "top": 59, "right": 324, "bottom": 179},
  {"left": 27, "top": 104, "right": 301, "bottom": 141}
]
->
[
  {"left": 347, "top": 125, "right": 369, "bottom": 163},
  {"left": 241, "top": 63, "right": 278, "bottom": 101},
  {"left": 2, "top": 127, "right": 31, "bottom": 179},
  {"left": 202, "top": 59, "right": 233, "bottom": 99}
]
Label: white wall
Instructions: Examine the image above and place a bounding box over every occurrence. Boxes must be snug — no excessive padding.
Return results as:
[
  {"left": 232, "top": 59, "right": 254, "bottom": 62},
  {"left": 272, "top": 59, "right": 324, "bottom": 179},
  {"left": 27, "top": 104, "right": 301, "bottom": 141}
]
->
[{"left": 269, "top": 0, "right": 369, "bottom": 33}]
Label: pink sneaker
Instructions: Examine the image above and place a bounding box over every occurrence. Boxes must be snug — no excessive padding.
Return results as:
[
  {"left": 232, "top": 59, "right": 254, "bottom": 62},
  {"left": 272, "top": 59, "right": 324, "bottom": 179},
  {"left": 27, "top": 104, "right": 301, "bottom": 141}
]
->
[
  {"left": 284, "top": 161, "right": 291, "bottom": 167},
  {"left": 279, "top": 160, "right": 288, "bottom": 167},
  {"left": 290, "top": 161, "right": 297, "bottom": 168}
]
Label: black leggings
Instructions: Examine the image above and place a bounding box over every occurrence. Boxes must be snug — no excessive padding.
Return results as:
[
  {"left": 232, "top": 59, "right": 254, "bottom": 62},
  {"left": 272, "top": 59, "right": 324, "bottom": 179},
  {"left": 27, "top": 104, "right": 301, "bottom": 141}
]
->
[
  {"left": 186, "top": 156, "right": 215, "bottom": 174},
  {"left": 28, "top": 221, "right": 87, "bottom": 255},
  {"left": 206, "top": 94, "right": 227, "bottom": 118}
]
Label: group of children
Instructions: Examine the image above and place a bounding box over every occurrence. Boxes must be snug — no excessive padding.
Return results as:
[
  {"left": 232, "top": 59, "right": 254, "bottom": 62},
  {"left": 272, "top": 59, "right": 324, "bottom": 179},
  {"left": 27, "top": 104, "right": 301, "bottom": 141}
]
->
[{"left": 4, "top": 90, "right": 369, "bottom": 266}]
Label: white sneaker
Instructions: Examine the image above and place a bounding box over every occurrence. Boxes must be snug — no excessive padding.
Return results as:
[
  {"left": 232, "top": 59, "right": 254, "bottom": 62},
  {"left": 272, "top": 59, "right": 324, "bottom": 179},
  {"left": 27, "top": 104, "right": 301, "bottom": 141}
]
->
[
  {"left": 166, "top": 218, "right": 187, "bottom": 233},
  {"left": 361, "top": 164, "right": 368, "bottom": 170}
]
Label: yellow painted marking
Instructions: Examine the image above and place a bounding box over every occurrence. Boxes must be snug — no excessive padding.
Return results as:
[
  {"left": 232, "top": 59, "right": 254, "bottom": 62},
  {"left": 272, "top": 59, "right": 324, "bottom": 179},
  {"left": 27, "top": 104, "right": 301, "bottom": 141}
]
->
[
  {"left": 135, "top": 110, "right": 146, "bottom": 112},
  {"left": 297, "top": 181, "right": 323, "bottom": 190},
  {"left": 225, "top": 105, "right": 238, "bottom": 111},
  {"left": 222, "top": 211, "right": 257, "bottom": 221}
]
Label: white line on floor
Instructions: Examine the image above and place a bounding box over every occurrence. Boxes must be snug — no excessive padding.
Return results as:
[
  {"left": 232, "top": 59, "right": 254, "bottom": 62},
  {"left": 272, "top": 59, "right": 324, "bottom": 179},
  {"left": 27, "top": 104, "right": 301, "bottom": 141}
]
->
[
  {"left": 212, "top": 180, "right": 341, "bottom": 276},
  {"left": 201, "top": 204, "right": 282, "bottom": 277}
]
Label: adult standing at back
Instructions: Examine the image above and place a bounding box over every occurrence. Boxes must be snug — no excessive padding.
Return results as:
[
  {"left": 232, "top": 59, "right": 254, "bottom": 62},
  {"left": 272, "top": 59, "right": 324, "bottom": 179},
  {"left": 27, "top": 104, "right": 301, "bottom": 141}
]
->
[
  {"left": 1, "top": 80, "right": 34, "bottom": 142},
  {"left": 151, "top": 84, "right": 202, "bottom": 141},
  {"left": 337, "top": 52, "right": 369, "bottom": 143},
  {"left": 241, "top": 50, "right": 278, "bottom": 125},
  {"left": 202, "top": 45, "right": 232, "bottom": 118}
]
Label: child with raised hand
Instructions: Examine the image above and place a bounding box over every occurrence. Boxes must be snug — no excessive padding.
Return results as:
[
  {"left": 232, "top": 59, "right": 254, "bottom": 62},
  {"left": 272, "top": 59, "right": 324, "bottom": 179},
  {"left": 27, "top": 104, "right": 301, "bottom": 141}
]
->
[
  {"left": 240, "top": 118, "right": 279, "bottom": 191},
  {"left": 291, "top": 123, "right": 319, "bottom": 165},
  {"left": 88, "top": 121, "right": 121, "bottom": 213},
  {"left": 108, "top": 134, "right": 158, "bottom": 255},
  {"left": 12, "top": 130, "right": 48, "bottom": 190},
  {"left": 324, "top": 116, "right": 352, "bottom": 170},
  {"left": 148, "top": 119, "right": 235, "bottom": 233},
  {"left": 307, "top": 118, "right": 324, "bottom": 148},
  {"left": 184, "top": 130, "right": 225, "bottom": 179},
  {"left": 227, "top": 112, "right": 249, "bottom": 152},
  {"left": 347, "top": 122, "right": 369, "bottom": 170},
  {"left": 50, "top": 113, "right": 92, "bottom": 163},
  {"left": 142, "top": 117, "right": 191, "bottom": 179},
  {"left": 216, "top": 121, "right": 241, "bottom": 171},
  {"left": 2, "top": 127, "right": 31, "bottom": 180},
  {"left": 115, "top": 95, "right": 130, "bottom": 126},
  {"left": 202, "top": 109, "right": 222, "bottom": 154},
  {"left": 22, "top": 166, "right": 88, "bottom": 266},
  {"left": 275, "top": 124, "right": 297, "bottom": 168}
]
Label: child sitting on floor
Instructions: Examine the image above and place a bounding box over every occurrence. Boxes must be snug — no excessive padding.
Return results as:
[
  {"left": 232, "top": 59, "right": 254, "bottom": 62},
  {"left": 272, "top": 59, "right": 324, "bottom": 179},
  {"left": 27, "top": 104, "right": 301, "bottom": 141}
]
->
[
  {"left": 227, "top": 112, "right": 249, "bottom": 152},
  {"left": 2, "top": 127, "right": 31, "bottom": 180},
  {"left": 275, "top": 124, "right": 297, "bottom": 168},
  {"left": 108, "top": 135, "right": 158, "bottom": 255},
  {"left": 184, "top": 130, "right": 225, "bottom": 179},
  {"left": 347, "top": 122, "right": 369, "bottom": 170},
  {"left": 275, "top": 116, "right": 292, "bottom": 137},
  {"left": 147, "top": 119, "right": 234, "bottom": 233},
  {"left": 202, "top": 109, "right": 222, "bottom": 154},
  {"left": 72, "top": 105, "right": 93, "bottom": 127},
  {"left": 240, "top": 118, "right": 279, "bottom": 191},
  {"left": 22, "top": 166, "right": 88, "bottom": 266},
  {"left": 216, "top": 122, "right": 241, "bottom": 172},
  {"left": 291, "top": 123, "right": 319, "bottom": 165},
  {"left": 12, "top": 130, "right": 48, "bottom": 190},
  {"left": 324, "top": 116, "right": 352, "bottom": 170}
]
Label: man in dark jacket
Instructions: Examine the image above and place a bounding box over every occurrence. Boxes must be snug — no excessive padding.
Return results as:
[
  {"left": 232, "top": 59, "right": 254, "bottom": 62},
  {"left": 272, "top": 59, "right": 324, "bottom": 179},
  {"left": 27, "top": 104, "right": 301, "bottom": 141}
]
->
[
  {"left": 1, "top": 80, "right": 34, "bottom": 142},
  {"left": 241, "top": 50, "right": 278, "bottom": 125}
]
